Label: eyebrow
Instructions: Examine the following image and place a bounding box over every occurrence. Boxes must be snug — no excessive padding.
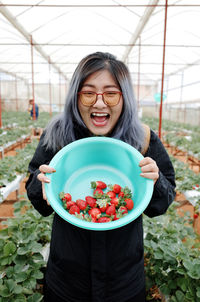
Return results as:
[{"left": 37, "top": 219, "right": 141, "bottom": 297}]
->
[{"left": 82, "top": 84, "right": 119, "bottom": 89}]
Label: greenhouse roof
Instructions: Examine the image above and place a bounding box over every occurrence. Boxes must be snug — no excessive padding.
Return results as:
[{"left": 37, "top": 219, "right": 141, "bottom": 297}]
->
[{"left": 0, "top": 0, "right": 200, "bottom": 87}]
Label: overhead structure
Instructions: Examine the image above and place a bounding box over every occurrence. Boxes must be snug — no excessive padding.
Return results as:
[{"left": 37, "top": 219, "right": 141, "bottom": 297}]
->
[
  {"left": 122, "top": 0, "right": 159, "bottom": 62},
  {"left": 0, "top": 0, "right": 199, "bottom": 128}
]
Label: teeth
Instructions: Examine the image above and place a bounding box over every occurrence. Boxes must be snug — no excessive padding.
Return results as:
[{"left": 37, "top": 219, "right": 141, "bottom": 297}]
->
[{"left": 91, "top": 113, "right": 108, "bottom": 117}]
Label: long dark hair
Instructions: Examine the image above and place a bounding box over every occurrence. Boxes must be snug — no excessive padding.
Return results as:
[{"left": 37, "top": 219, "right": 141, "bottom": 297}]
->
[{"left": 43, "top": 52, "right": 145, "bottom": 152}]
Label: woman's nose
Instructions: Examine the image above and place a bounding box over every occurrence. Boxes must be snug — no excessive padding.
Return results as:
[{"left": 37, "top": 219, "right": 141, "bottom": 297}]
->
[{"left": 94, "top": 94, "right": 107, "bottom": 107}]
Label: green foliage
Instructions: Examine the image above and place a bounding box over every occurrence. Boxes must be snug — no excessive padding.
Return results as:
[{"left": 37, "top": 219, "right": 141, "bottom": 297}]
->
[
  {"left": 0, "top": 140, "right": 38, "bottom": 186},
  {"left": 142, "top": 117, "right": 200, "bottom": 159},
  {"left": 2, "top": 111, "right": 55, "bottom": 129},
  {"left": 0, "top": 198, "right": 53, "bottom": 301},
  {"left": 0, "top": 128, "right": 31, "bottom": 147},
  {"left": 170, "top": 156, "right": 200, "bottom": 192},
  {"left": 144, "top": 202, "right": 200, "bottom": 301}
]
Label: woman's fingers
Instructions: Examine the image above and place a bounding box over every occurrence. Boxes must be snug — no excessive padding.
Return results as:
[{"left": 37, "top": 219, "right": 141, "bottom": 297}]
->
[
  {"left": 41, "top": 182, "right": 50, "bottom": 205},
  {"left": 37, "top": 172, "right": 50, "bottom": 183},
  {"left": 39, "top": 164, "right": 56, "bottom": 174},
  {"left": 37, "top": 164, "right": 56, "bottom": 204},
  {"left": 139, "top": 157, "right": 159, "bottom": 183}
]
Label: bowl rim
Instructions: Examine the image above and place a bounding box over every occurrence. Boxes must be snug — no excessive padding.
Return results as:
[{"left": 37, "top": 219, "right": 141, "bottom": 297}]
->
[{"left": 45, "top": 136, "right": 153, "bottom": 230}]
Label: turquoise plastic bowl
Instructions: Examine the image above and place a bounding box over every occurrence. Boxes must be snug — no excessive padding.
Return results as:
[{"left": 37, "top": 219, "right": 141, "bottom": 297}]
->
[{"left": 45, "top": 137, "right": 153, "bottom": 231}]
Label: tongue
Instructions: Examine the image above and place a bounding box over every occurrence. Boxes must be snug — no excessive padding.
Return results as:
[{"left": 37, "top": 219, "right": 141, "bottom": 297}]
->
[{"left": 93, "top": 116, "right": 107, "bottom": 123}]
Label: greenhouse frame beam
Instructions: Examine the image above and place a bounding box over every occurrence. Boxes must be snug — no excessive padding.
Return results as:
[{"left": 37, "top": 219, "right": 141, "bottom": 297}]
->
[
  {"left": 0, "top": 2, "right": 68, "bottom": 82},
  {"left": 1, "top": 4, "right": 200, "bottom": 8},
  {"left": 122, "top": 0, "right": 159, "bottom": 62},
  {"left": 0, "top": 67, "right": 28, "bottom": 84},
  {"left": 167, "top": 58, "right": 200, "bottom": 78}
]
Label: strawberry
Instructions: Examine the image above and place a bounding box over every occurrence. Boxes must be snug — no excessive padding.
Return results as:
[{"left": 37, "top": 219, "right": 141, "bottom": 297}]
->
[
  {"left": 99, "top": 204, "right": 109, "bottom": 213},
  {"left": 59, "top": 192, "right": 72, "bottom": 201},
  {"left": 98, "top": 217, "right": 111, "bottom": 223},
  {"left": 118, "top": 191, "right": 124, "bottom": 198},
  {"left": 93, "top": 188, "right": 104, "bottom": 197},
  {"left": 91, "top": 217, "right": 97, "bottom": 223},
  {"left": 85, "top": 196, "right": 97, "bottom": 208},
  {"left": 110, "top": 197, "right": 119, "bottom": 207},
  {"left": 118, "top": 206, "right": 128, "bottom": 215},
  {"left": 106, "top": 204, "right": 116, "bottom": 216},
  {"left": 76, "top": 199, "right": 87, "bottom": 210},
  {"left": 69, "top": 205, "right": 80, "bottom": 215},
  {"left": 124, "top": 198, "right": 134, "bottom": 210},
  {"left": 91, "top": 181, "right": 107, "bottom": 190},
  {"left": 113, "top": 184, "right": 121, "bottom": 194},
  {"left": 89, "top": 208, "right": 101, "bottom": 219},
  {"left": 66, "top": 201, "right": 76, "bottom": 210},
  {"left": 63, "top": 193, "right": 72, "bottom": 201},
  {"left": 106, "top": 191, "right": 116, "bottom": 199},
  {"left": 112, "top": 213, "right": 120, "bottom": 221}
]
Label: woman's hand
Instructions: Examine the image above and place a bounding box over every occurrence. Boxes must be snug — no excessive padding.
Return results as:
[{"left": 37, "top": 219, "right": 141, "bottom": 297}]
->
[
  {"left": 37, "top": 164, "right": 56, "bottom": 204},
  {"left": 139, "top": 157, "right": 159, "bottom": 184}
]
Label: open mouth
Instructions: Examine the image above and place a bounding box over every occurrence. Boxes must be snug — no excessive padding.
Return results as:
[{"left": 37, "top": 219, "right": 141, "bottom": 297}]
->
[{"left": 91, "top": 112, "right": 110, "bottom": 126}]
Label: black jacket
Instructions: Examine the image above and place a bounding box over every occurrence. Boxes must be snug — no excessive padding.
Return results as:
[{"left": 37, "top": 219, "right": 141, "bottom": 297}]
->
[{"left": 26, "top": 130, "right": 176, "bottom": 302}]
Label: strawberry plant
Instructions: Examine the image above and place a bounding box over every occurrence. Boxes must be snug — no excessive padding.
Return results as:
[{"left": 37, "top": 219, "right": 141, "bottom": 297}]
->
[
  {"left": 144, "top": 202, "right": 200, "bottom": 301},
  {"left": 0, "top": 197, "right": 53, "bottom": 301},
  {"left": 170, "top": 156, "right": 200, "bottom": 193},
  {"left": 0, "top": 139, "right": 38, "bottom": 187}
]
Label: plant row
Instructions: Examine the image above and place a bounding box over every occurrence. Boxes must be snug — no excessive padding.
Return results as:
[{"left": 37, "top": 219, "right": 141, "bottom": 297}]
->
[
  {"left": 0, "top": 199, "right": 53, "bottom": 302},
  {"left": 0, "top": 140, "right": 38, "bottom": 187},
  {"left": 1, "top": 112, "right": 54, "bottom": 129},
  {"left": 142, "top": 117, "right": 200, "bottom": 159},
  {"left": 0, "top": 128, "right": 31, "bottom": 147},
  {"left": 144, "top": 202, "right": 200, "bottom": 302},
  {"left": 0, "top": 198, "right": 200, "bottom": 301}
]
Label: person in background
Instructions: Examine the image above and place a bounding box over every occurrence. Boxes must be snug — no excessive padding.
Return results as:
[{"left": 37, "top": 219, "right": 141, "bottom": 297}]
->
[
  {"left": 28, "top": 99, "right": 39, "bottom": 120},
  {"left": 26, "top": 52, "right": 176, "bottom": 302}
]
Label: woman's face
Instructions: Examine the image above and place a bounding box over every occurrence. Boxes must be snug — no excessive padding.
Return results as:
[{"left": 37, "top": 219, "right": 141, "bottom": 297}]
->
[{"left": 78, "top": 69, "right": 123, "bottom": 136}]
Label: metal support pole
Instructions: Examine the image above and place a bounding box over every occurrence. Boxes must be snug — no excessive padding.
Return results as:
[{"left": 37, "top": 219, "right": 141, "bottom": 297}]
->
[
  {"left": 137, "top": 36, "right": 141, "bottom": 110},
  {"left": 15, "top": 77, "right": 18, "bottom": 111},
  {"left": 48, "top": 57, "right": 52, "bottom": 116},
  {"left": 0, "top": 75, "right": 2, "bottom": 128},
  {"left": 59, "top": 73, "right": 61, "bottom": 113},
  {"left": 158, "top": 0, "right": 168, "bottom": 139},
  {"left": 30, "top": 35, "right": 36, "bottom": 120},
  {"left": 179, "top": 71, "right": 184, "bottom": 122}
]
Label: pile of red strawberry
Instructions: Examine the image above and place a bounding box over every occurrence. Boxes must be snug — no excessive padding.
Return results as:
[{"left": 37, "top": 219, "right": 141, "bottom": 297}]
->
[{"left": 59, "top": 181, "right": 134, "bottom": 223}]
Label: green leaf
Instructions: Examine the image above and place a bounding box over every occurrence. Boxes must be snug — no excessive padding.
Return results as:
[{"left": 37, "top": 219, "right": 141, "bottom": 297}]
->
[
  {"left": 5, "top": 279, "right": 15, "bottom": 292},
  {"left": 197, "top": 287, "right": 200, "bottom": 298},
  {"left": 0, "top": 284, "right": 12, "bottom": 297},
  {"left": 159, "top": 284, "right": 171, "bottom": 295},
  {"left": 17, "top": 246, "right": 29, "bottom": 255},
  {"left": 154, "top": 250, "right": 163, "bottom": 259},
  {"left": 14, "top": 293, "right": 26, "bottom": 302},
  {"left": 3, "top": 242, "right": 16, "bottom": 256},
  {"left": 13, "top": 284, "right": 23, "bottom": 294},
  {"left": 23, "top": 277, "right": 36, "bottom": 289},
  {"left": 27, "top": 293, "right": 43, "bottom": 302},
  {"left": 31, "top": 270, "right": 43, "bottom": 280},
  {"left": 14, "top": 272, "right": 28, "bottom": 283},
  {"left": 175, "top": 290, "right": 185, "bottom": 301},
  {"left": 177, "top": 277, "right": 188, "bottom": 291}
]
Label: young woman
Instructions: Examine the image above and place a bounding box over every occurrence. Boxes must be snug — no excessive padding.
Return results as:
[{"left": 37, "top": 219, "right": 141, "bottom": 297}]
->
[{"left": 26, "top": 52, "right": 176, "bottom": 302}]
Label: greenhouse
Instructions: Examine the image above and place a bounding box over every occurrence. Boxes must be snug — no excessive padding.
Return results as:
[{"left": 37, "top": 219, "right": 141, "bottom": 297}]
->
[{"left": 0, "top": 1, "right": 200, "bottom": 301}]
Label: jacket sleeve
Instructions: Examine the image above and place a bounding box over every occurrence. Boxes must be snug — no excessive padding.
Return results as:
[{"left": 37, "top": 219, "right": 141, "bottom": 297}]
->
[
  {"left": 25, "top": 133, "right": 55, "bottom": 216},
  {"left": 143, "top": 130, "right": 176, "bottom": 218}
]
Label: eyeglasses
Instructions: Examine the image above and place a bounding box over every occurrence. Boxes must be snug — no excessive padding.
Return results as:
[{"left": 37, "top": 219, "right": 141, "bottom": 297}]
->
[{"left": 78, "top": 91, "right": 122, "bottom": 107}]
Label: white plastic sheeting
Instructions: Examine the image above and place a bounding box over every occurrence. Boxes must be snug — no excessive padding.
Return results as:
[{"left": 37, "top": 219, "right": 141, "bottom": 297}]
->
[{"left": 0, "top": 0, "right": 200, "bottom": 104}]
